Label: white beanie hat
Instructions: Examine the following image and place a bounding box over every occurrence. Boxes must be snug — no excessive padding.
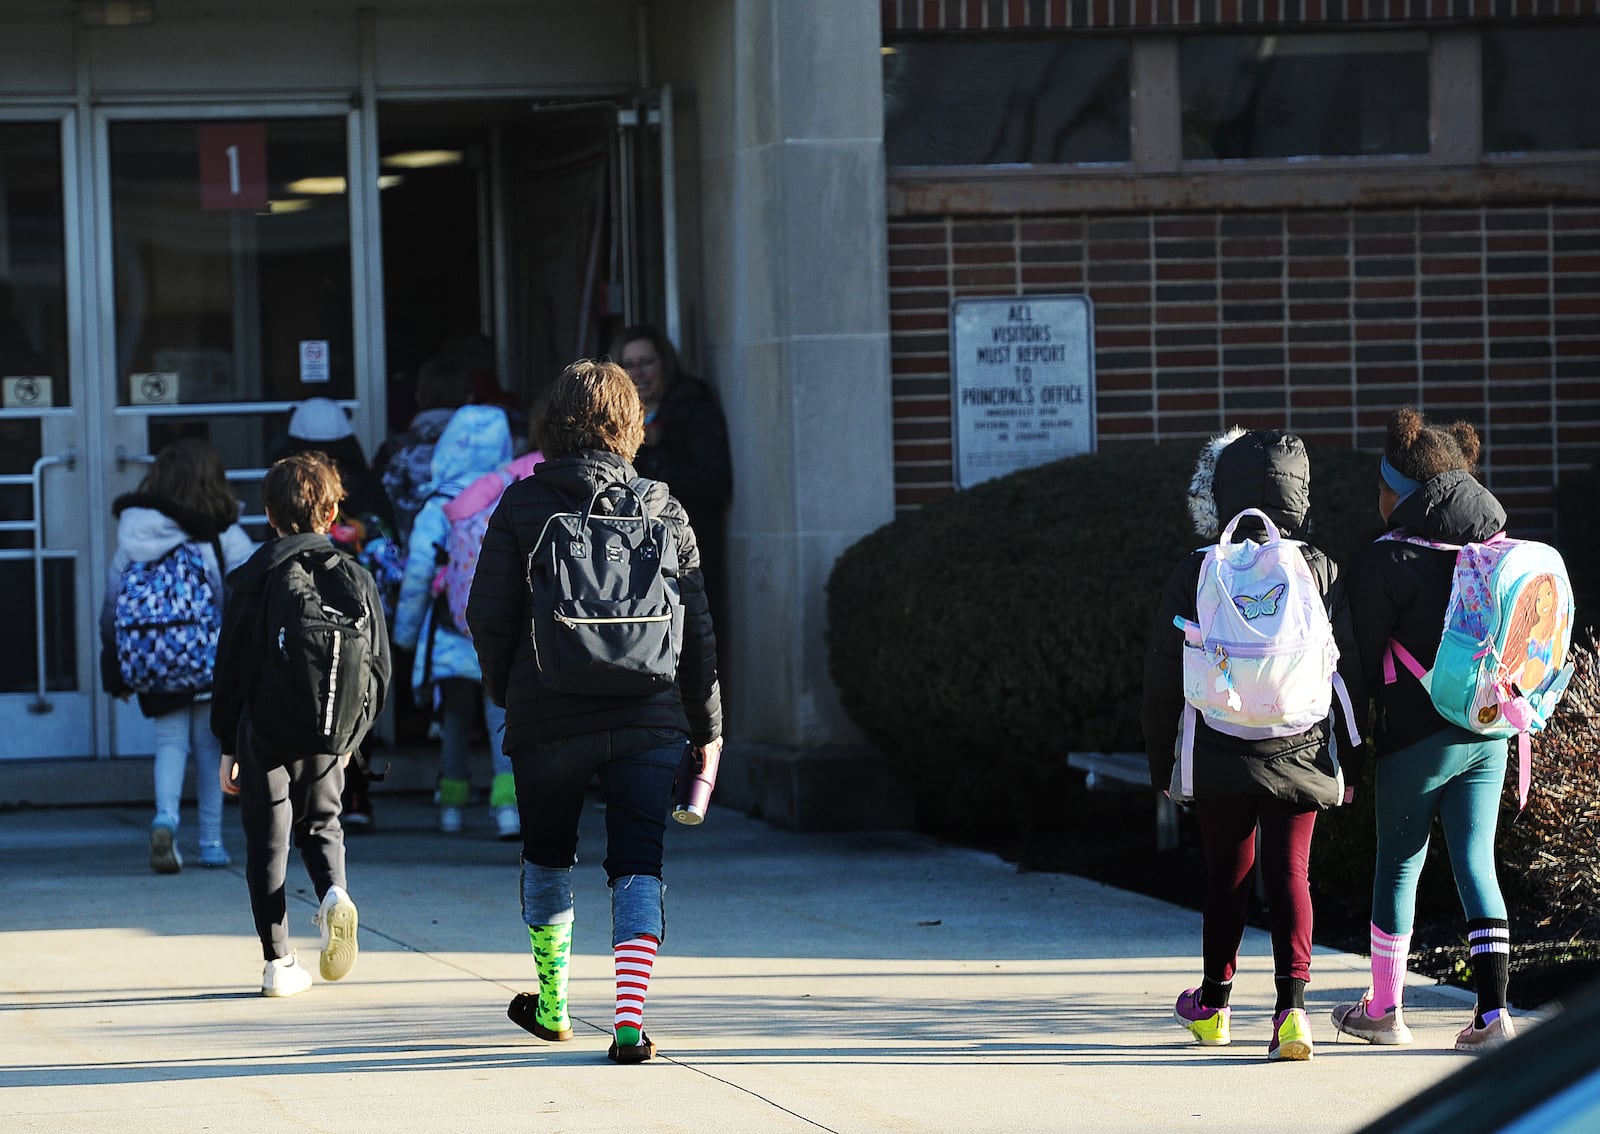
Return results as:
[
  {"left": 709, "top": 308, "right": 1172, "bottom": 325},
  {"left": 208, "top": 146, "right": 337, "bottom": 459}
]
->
[{"left": 287, "top": 397, "right": 354, "bottom": 442}]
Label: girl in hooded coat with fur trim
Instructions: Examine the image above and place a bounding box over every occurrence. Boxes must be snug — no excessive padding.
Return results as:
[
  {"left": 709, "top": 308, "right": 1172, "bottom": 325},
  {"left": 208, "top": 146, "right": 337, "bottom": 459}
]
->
[{"left": 1142, "top": 428, "right": 1364, "bottom": 1061}]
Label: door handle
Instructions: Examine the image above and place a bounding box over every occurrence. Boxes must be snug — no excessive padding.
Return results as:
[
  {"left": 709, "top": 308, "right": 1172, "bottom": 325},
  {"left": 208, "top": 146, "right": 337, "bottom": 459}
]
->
[{"left": 29, "top": 448, "right": 77, "bottom": 714}]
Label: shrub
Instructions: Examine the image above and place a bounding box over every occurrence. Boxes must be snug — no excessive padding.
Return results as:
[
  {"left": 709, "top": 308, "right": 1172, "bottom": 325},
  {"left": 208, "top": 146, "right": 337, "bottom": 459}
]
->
[
  {"left": 1502, "top": 632, "right": 1600, "bottom": 941},
  {"left": 826, "top": 440, "right": 1382, "bottom": 836}
]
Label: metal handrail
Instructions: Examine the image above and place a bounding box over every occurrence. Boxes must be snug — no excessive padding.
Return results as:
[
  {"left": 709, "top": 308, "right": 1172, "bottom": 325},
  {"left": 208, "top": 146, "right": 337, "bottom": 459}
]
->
[{"left": 30, "top": 448, "right": 76, "bottom": 714}]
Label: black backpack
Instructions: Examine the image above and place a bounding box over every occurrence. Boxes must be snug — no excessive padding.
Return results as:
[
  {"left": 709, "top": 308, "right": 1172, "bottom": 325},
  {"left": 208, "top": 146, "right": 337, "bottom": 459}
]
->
[
  {"left": 250, "top": 549, "right": 383, "bottom": 757},
  {"left": 526, "top": 478, "right": 683, "bottom": 696}
]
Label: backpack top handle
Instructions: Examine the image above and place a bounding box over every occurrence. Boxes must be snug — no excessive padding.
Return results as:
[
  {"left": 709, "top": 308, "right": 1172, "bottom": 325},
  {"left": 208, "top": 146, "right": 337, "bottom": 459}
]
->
[{"left": 1218, "top": 507, "right": 1281, "bottom": 550}]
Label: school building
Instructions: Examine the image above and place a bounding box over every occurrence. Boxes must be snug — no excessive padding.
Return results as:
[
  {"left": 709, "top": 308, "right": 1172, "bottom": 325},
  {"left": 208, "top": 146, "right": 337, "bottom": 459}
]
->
[{"left": 0, "top": 1, "right": 1594, "bottom": 825}]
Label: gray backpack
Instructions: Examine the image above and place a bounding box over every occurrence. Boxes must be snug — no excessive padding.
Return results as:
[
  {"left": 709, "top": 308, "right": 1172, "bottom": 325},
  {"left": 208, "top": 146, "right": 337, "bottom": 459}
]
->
[{"left": 525, "top": 478, "right": 683, "bottom": 696}]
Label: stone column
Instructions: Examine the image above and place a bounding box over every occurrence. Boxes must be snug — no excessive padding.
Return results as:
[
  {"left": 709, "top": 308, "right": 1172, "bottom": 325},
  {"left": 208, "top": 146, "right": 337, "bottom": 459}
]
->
[{"left": 656, "top": 0, "right": 906, "bottom": 826}]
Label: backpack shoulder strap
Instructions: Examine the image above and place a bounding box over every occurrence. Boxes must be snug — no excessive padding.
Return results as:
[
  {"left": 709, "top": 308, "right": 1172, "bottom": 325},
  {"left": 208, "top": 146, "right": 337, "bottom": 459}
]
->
[{"left": 1376, "top": 529, "right": 1464, "bottom": 551}]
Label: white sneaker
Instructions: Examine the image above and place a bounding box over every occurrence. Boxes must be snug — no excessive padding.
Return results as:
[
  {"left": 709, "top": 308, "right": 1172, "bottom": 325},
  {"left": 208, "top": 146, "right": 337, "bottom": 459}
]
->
[
  {"left": 314, "top": 885, "right": 359, "bottom": 982},
  {"left": 262, "top": 954, "right": 313, "bottom": 997},
  {"left": 493, "top": 805, "right": 521, "bottom": 841},
  {"left": 439, "top": 806, "right": 462, "bottom": 833}
]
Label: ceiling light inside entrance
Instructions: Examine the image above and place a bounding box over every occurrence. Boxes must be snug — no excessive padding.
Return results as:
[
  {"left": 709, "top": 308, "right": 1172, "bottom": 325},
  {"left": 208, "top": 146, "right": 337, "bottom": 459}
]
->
[
  {"left": 286, "top": 175, "right": 405, "bottom": 195},
  {"left": 381, "top": 149, "right": 464, "bottom": 169}
]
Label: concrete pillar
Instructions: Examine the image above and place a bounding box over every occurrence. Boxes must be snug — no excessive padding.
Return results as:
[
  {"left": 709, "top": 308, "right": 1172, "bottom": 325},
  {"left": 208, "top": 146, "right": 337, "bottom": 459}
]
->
[{"left": 655, "top": 0, "right": 907, "bottom": 826}]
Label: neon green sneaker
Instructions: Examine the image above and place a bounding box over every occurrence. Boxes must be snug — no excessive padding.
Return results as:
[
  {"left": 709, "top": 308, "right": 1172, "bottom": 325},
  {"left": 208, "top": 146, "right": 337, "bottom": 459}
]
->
[
  {"left": 1269, "top": 1007, "right": 1314, "bottom": 1061},
  {"left": 1174, "top": 987, "right": 1231, "bottom": 1046}
]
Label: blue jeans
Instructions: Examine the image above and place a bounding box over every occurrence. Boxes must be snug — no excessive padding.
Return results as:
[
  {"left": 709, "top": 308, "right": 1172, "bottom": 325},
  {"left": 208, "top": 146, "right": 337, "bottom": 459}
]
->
[
  {"left": 512, "top": 727, "right": 683, "bottom": 944},
  {"left": 437, "top": 677, "right": 513, "bottom": 785},
  {"left": 151, "top": 702, "right": 223, "bottom": 846},
  {"left": 1372, "top": 728, "right": 1508, "bottom": 936}
]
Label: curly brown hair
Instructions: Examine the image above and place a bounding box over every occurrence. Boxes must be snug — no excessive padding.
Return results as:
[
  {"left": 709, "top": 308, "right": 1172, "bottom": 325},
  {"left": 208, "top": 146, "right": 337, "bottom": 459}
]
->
[
  {"left": 263, "top": 451, "right": 345, "bottom": 535},
  {"left": 536, "top": 359, "right": 645, "bottom": 460},
  {"left": 139, "top": 437, "right": 240, "bottom": 530},
  {"left": 1385, "top": 404, "right": 1482, "bottom": 482}
]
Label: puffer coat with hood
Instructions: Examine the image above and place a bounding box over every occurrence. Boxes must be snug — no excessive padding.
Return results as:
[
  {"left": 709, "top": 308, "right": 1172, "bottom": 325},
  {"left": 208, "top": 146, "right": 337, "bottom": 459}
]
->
[
  {"left": 392, "top": 405, "right": 513, "bottom": 696},
  {"left": 1349, "top": 468, "right": 1507, "bottom": 757},
  {"left": 466, "top": 448, "right": 721, "bottom": 754},
  {"left": 98, "top": 494, "right": 256, "bottom": 718},
  {"left": 1141, "top": 429, "right": 1365, "bottom": 807}
]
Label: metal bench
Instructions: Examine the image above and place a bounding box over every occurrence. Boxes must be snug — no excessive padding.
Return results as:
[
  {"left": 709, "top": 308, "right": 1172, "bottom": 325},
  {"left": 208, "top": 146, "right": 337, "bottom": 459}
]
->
[{"left": 1067, "top": 751, "right": 1181, "bottom": 851}]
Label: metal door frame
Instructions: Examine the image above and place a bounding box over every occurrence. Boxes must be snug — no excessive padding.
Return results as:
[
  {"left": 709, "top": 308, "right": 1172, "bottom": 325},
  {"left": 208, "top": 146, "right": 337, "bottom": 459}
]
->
[
  {"left": 87, "top": 99, "right": 378, "bottom": 757},
  {"left": 0, "top": 104, "right": 97, "bottom": 758}
]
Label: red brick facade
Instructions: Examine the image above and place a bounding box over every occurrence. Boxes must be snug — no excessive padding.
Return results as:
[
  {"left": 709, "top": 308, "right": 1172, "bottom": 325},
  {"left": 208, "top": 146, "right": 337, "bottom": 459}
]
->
[
  {"left": 882, "top": 13, "right": 1600, "bottom": 534},
  {"left": 889, "top": 207, "right": 1600, "bottom": 529},
  {"left": 882, "top": 0, "right": 1600, "bottom": 31}
]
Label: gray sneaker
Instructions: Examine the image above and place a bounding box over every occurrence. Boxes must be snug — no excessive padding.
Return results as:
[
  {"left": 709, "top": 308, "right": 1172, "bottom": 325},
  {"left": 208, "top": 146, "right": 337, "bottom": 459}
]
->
[
  {"left": 1455, "top": 1010, "right": 1515, "bottom": 1052},
  {"left": 1331, "top": 997, "right": 1414, "bottom": 1045}
]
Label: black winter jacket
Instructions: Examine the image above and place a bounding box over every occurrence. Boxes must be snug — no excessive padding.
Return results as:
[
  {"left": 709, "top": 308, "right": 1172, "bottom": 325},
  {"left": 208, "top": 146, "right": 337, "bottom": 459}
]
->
[
  {"left": 1142, "top": 431, "right": 1365, "bottom": 807},
  {"left": 210, "top": 533, "right": 393, "bottom": 759},
  {"left": 466, "top": 449, "right": 722, "bottom": 752},
  {"left": 1349, "top": 469, "right": 1508, "bottom": 757}
]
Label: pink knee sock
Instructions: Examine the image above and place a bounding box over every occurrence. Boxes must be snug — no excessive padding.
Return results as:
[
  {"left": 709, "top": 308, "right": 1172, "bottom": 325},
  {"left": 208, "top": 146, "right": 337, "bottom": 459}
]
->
[{"left": 1368, "top": 922, "right": 1412, "bottom": 1017}]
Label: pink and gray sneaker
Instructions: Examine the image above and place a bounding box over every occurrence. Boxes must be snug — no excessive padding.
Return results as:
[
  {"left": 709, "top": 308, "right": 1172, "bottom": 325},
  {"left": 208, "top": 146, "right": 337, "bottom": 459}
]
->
[{"left": 1455, "top": 1009, "right": 1516, "bottom": 1053}]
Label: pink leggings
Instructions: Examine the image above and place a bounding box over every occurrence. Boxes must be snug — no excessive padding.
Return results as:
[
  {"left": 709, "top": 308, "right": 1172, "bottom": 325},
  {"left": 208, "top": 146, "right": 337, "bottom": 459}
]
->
[{"left": 1194, "top": 795, "right": 1318, "bottom": 985}]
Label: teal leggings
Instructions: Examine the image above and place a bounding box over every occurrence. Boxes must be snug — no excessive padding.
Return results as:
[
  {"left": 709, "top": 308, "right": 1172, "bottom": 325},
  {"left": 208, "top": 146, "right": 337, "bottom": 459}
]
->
[{"left": 1372, "top": 728, "right": 1508, "bottom": 936}]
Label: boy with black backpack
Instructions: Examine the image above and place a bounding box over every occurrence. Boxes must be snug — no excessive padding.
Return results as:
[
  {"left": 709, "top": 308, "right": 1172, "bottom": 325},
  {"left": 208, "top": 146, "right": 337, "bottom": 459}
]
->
[{"left": 211, "top": 452, "right": 392, "bottom": 997}]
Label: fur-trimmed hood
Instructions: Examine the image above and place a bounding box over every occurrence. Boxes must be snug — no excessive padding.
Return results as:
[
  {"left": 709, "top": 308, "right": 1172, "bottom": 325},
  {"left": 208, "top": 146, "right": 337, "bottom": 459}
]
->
[{"left": 1186, "top": 427, "right": 1312, "bottom": 539}]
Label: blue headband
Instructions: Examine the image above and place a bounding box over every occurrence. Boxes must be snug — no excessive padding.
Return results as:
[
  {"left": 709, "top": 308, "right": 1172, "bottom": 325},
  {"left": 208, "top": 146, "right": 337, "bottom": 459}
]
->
[{"left": 1380, "top": 454, "right": 1423, "bottom": 499}]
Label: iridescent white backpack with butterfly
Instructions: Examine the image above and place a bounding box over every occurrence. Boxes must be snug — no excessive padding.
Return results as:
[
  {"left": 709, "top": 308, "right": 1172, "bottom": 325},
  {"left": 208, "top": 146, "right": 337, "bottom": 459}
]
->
[{"left": 1172, "top": 507, "right": 1359, "bottom": 798}]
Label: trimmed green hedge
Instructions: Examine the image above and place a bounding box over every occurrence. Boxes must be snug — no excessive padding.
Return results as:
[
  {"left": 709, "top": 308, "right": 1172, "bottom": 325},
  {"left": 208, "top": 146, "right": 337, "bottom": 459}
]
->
[{"left": 826, "top": 441, "right": 1382, "bottom": 835}]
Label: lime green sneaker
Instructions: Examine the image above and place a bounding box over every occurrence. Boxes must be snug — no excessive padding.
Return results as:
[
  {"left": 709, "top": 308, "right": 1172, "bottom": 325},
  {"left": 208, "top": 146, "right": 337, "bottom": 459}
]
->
[
  {"left": 1174, "top": 987, "right": 1231, "bottom": 1046},
  {"left": 1269, "top": 1007, "right": 1314, "bottom": 1061}
]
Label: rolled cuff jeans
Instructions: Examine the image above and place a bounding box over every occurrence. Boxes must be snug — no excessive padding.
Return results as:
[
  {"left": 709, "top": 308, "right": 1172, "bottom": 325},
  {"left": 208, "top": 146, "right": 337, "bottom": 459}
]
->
[{"left": 511, "top": 727, "right": 683, "bottom": 943}]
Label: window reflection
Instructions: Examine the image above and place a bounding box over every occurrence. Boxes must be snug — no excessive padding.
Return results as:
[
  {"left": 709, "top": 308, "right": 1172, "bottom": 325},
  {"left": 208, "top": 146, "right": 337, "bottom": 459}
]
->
[
  {"left": 0, "top": 123, "right": 69, "bottom": 408},
  {"left": 1484, "top": 26, "right": 1600, "bottom": 154},
  {"left": 110, "top": 118, "right": 355, "bottom": 405},
  {"left": 1182, "top": 33, "right": 1429, "bottom": 160},
  {"left": 884, "top": 37, "right": 1131, "bottom": 166}
]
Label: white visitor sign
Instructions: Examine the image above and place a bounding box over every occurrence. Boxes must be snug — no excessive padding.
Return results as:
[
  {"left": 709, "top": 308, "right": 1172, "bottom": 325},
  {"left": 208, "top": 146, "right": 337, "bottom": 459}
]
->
[{"left": 949, "top": 295, "right": 1096, "bottom": 489}]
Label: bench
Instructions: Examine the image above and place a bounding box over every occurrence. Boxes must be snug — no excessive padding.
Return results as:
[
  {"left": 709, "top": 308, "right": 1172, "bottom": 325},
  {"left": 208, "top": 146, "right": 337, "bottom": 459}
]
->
[{"left": 1066, "top": 751, "right": 1181, "bottom": 852}]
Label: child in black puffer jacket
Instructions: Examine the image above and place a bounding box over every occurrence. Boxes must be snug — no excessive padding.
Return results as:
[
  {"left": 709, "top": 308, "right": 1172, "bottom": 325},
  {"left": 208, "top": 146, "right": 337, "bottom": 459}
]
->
[{"left": 1143, "top": 428, "right": 1364, "bottom": 1062}]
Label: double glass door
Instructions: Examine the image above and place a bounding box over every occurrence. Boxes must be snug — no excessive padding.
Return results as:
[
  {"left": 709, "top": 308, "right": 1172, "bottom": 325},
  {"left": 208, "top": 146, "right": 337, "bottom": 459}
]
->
[{"left": 0, "top": 106, "right": 363, "bottom": 760}]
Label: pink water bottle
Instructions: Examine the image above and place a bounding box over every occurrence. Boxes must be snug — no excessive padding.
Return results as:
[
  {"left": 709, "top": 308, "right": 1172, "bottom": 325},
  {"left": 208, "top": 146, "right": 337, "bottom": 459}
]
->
[{"left": 671, "top": 743, "right": 720, "bottom": 825}]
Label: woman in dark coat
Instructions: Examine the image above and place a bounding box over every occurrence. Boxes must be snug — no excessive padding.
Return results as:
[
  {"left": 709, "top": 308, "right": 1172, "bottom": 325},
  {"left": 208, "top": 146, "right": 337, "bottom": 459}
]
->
[{"left": 610, "top": 325, "right": 732, "bottom": 644}]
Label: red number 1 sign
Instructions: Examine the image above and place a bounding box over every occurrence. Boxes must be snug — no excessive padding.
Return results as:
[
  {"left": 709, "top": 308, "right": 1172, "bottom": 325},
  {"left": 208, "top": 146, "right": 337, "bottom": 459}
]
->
[{"left": 198, "top": 123, "right": 268, "bottom": 211}]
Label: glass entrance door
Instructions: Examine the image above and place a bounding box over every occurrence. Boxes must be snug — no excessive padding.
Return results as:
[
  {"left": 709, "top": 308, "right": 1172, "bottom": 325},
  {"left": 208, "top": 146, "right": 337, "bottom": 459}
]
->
[
  {"left": 0, "top": 115, "right": 95, "bottom": 760},
  {"left": 95, "top": 107, "right": 366, "bottom": 757}
]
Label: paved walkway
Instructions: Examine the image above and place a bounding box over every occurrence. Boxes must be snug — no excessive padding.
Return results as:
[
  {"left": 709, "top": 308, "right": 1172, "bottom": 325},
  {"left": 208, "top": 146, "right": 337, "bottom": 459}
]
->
[{"left": 1, "top": 794, "right": 1494, "bottom": 1132}]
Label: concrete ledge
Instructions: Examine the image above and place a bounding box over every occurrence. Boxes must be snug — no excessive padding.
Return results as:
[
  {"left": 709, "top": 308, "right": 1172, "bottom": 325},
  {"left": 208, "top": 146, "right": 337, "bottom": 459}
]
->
[{"left": 716, "top": 743, "right": 915, "bottom": 832}]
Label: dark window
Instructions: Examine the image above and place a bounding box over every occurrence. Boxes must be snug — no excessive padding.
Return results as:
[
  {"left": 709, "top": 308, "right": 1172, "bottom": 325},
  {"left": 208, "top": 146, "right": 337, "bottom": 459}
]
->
[
  {"left": 1484, "top": 25, "right": 1600, "bottom": 154},
  {"left": 1181, "top": 33, "right": 1429, "bottom": 160},
  {"left": 883, "top": 37, "right": 1130, "bottom": 167}
]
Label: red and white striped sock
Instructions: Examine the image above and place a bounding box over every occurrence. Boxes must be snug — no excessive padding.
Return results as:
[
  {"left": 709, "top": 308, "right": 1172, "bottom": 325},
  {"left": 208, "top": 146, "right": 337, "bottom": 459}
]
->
[
  {"left": 613, "top": 934, "right": 659, "bottom": 1046},
  {"left": 1368, "top": 922, "right": 1412, "bottom": 1017}
]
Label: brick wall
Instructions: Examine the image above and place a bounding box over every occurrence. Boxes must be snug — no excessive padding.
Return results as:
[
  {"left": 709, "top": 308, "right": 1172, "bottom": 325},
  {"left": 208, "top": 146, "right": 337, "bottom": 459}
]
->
[
  {"left": 881, "top": 0, "right": 1600, "bottom": 30},
  {"left": 889, "top": 206, "right": 1600, "bottom": 531}
]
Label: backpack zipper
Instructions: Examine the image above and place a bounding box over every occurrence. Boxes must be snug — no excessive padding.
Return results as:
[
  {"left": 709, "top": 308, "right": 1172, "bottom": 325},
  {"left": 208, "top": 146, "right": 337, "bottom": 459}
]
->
[{"left": 554, "top": 612, "right": 672, "bottom": 628}]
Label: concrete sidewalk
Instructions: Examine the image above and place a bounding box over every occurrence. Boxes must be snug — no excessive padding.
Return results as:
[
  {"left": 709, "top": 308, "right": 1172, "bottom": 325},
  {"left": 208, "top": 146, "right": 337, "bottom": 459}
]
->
[{"left": 1, "top": 793, "right": 1493, "bottom": 1133}]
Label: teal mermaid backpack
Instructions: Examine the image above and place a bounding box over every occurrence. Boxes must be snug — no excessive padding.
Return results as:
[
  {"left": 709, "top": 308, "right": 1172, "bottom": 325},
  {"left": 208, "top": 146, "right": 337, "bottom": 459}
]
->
[{"left": 1380, "top": 531, "right": 1576, "bottom": 807}]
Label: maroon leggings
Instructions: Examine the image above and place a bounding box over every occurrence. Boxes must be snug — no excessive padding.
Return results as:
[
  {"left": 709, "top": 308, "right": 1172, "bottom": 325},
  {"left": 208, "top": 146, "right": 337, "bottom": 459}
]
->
[{"left": 1193, "top": 795, "right": 1317, "bottom": 985}]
